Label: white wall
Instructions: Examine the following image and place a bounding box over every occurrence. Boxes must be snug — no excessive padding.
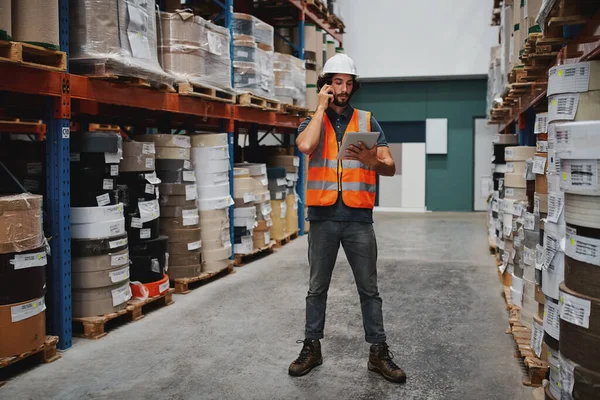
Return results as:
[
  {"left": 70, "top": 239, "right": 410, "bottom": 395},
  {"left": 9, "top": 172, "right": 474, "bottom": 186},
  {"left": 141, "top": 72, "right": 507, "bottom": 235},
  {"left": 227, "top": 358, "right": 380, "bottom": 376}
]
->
[{"left": 336, "top": 0, "right": 499, "bottom": 79}]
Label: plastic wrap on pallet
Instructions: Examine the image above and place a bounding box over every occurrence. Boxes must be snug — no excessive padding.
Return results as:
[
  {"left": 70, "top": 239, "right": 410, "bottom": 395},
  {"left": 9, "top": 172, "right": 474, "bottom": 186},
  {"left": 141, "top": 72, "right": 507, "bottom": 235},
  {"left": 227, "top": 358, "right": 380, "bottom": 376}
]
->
[
  {"left": 157, "top": 11, "right": 232, "bottom": 92},
  {"left": 274, "top": 52, "right": 306, "bottom": 107},
  {"left": 232, "top": 12, "right": 254, "bottom": 41},
  {"left": 253, "top": 18, "right": 274, "bottom": 51},
  {"left": 70, "top": 0, "right": 174, "bottom": 88}
]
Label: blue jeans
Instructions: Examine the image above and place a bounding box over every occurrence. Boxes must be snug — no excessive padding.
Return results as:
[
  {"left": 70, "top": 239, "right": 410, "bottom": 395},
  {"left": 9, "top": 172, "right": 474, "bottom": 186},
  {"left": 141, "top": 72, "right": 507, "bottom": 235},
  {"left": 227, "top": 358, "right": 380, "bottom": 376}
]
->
[{"left": 305, "top": 220, "right": 387, "bottom": 344}]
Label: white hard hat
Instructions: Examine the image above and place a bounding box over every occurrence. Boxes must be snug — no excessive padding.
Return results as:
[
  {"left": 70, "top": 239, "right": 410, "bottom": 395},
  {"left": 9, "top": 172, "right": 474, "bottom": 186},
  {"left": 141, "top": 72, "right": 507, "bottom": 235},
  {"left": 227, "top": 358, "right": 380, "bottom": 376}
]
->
[{"left": 322, "top": 54, "right": 358, "bottom": 76}]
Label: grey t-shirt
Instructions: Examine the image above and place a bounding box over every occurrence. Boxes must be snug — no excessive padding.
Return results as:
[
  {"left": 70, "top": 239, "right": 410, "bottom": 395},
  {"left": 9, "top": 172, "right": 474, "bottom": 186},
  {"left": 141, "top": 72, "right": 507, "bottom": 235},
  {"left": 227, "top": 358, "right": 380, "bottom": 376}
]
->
[{"left": 298, "top": 105, "right": 388, "bottom": 224}]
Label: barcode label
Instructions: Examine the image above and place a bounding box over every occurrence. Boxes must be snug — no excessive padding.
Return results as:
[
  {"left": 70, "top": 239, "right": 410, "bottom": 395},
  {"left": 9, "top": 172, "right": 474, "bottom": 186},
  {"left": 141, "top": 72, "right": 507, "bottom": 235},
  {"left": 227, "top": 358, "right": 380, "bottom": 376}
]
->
[
  {"left": 524, "top": 213, "right": 535, "bottom": 230},
  {"left": 173, "top": 135, "right": 191, "bottom": 148},
  {"left": 531, "top": 319, "right": 543, "bottom": 358},
  {"left": 140, "top": 228, "right": 151, "bottom": 239},
  {"left": 11, "top": 252, "right": 47, "bottom": 270},
  {"left": 505, "top": 188, "right": 515, "bottom": 197},
  {"left": 534, "top": 113, "right": 548, "bottom": 134},
  {"left": 183, "top": 171, "right": 196, "bottom": 182},
  {"left": 131, "top": 217, "right": 143, "bottom": 229},
  {"left": 533, "top": 196, "right": 540, "bottom": 216},
  {"left": 97, "top": 193, "right": 111, "bottom": 206},
  {"left": 11, "top": 297, "right": 46, "bottom": 322},
  {"left": 177, "top": 148, "right": 187, "bottom": 158},
  {"left": 109, "top": 266, "right": 129, "bottom": 283},
  {"left": 561, "top": 159, "right": 598, "bottom": 192},
  {"left": 70, "top": 152, "right": 81, "bottom": 162},
  {"left": 523, "top": 247, "right": 535, "bottom": 266},
  {"left": 547, "top": 192, "right": 564, "bottom": 224},
  {"left": 560, "top": 291, "right": 591, "bottom": 328},
  {"left": 243, "top": 192, "right": 255, "bottom": 203},
  {"left": 505, "top": 148, "right": 514, "bottom": 159},
  {"left": 512, "top": 203, "right": 523, "bottom": 217},
  {"left": 109, "top": 237, "right": 128, "bottom": 249},
  {"left": 142, "top": 143, "right": 155, "bottom": 155},
  {"left": 111, "top": 252, "right": 129, "bottom": 266},
  {"left": 565, "top": 229, "right": 600, "bottom": 266},
  {"left": 544, "top": 232, "right": 560, "bottom": 269},
  {"left": 182, "top": 208, "right": 199, "bottom": 218},
  {"left": 145, "top": 172, "right": 161, "bottom": 184},
  {"left": 533, "top": 156, "right": 547, "bottom": 175},
  {"left": 159, "top": 280, "right": 170, "bottom": 294},
  {"left": 536, "top": 141, "right": 548, "bottom": 152},
  {"left": 105, "top": 152, "right": 121, "bottom": 164},
  {"left": 548, "top": 150, "right": 561, "bottom": 175},
  {"left": 187, "top": 240, "right": 202, "bottom": 251},
  {"left": 185, "top": 184, "right": 197, "bottom": 201},
  {"left": 111, "top": 284, "right": 132, "bottom": 306},
  {"left": 544, "top": 301, "right": 561, "bottom": 340},
  {"left": 145, "top": 158, "right": 154, "bottom": 169},
  {"left": 109, "top": 223, "right": 123, "bottom": 235},
  {"left": 548, "top": 63, "right": 591, "bottom": 95},
  {"left": 110, "top": 165, "right": 119, "bottom": 176},
  {"left": 183, "top": 216, "right": 199, "bottom": 226},
  {"left": 549, "top": 94, "right": 579, "bottom": 122},
  {"left": 492, "top": 201, "right": 499, "bottom": 212}
]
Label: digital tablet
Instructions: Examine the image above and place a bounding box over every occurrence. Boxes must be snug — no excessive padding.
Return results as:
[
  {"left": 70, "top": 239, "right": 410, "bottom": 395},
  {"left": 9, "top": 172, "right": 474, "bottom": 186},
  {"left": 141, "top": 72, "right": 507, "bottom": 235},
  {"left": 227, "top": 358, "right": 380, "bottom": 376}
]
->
[{"left": 337, "top": 132, "right": 380, "bottom": 160}]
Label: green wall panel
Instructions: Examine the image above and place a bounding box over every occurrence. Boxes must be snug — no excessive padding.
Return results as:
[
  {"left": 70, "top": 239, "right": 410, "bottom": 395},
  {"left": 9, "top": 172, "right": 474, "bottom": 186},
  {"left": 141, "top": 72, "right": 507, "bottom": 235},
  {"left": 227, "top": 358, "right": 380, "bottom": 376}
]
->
[{"left": 352, "top": 79, "right": 487, "bottom": 211}]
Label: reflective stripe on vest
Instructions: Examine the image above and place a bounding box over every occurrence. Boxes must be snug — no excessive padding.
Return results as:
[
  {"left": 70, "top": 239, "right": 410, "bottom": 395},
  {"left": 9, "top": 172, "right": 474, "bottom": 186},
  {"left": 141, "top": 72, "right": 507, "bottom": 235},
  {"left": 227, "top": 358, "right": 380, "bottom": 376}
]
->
[{"left": 306, "top": 109, "right": 377, "bottom": 209}]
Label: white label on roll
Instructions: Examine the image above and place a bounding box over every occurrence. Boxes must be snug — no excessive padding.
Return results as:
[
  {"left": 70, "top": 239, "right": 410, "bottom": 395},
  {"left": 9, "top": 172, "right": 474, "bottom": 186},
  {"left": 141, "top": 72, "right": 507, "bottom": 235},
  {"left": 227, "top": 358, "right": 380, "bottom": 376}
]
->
[
  {"left": 155, "top": 186, "right": 160, "bottom": 198},
  {"left": 523, "top": 247, "right": 535, "bottom": 266},
  {"left": 145, "top": 172, "right": 161, "bottom": 184},
  {"left": 185, "top": 185, "right": 197, "bottom": 201},
  {"left": 492, "top": 201, "right": 499, "bottom": 213},
  {"left": 145, "top": 158, "right": 154, "bottom": 169},
  {"left": 562, "top": 159, "right": 598, "bottom": 191},
  {"left": 11, "top": 252, "right": 47, "bottom": 270},
  {"left": 505, "top": 148, "right": 514, "bottom": 159},
  {"left": 159, "top": 280, "right": 170, "bottom": 294},
  {"left": 109, "top": 266, "right": 130, "bottom": 283},
  {"left": 276, "top": 192, "right": 283, "bottom": 200},
  {"left": 70, "top": 152, "right": 81, "bottom": 162},
  {"left": 182, "top": 208, "right": 199, "bottom": 218},
  {"left": 243, "top": 193, "right": 255, "bottom": 203},
  {"left": 260, "top": 177, "right": 268, "bottom": 186},
  {"left": 533, "top": 196, "right": 540, "bottom": 216},
  {"left": 565, "top": 228, "right": 600, "bottom": 266},
  {"left": 512, "top": 203, "right": 523, "bottom": 217},
  {"left": 110, "top": 165, "right": 119, "bottom": 176},
  {"left": 111, "top": 284, "right": 132, "bottom": 306},
  {"left": 549, "top": 63, "right": 591, "bottom": 95},
  {"left": 544, "top": 301, "right": 561, "bottom": 340},
  {"left": 184, "top": 160, "right": 192, "bottom": 170},
  {"left": 547, "top": 192, "right": 564, "bottom": 224},
  {"left": 102, "top": 179, "right": 114, "bottom": 190},
  {"left": 207, "top": 30, "right": 222, "bottom": 55},
  {"left": 11, "top": 297, "right": 46, "bottom": 322},
  {"left": 533, "top": 156, "right": 547, "bottom": 175},
  {"left": 111, "top": 252, "right": 129, "bottom": 266},
  {"left": 535, "top": 244, "right": 544, "bottom": 270},
  {"left": 109, "top": 222, "right": 124, "bottom": 235},
  {"left": 183, "top": 171, "right": 196, "bottom": 182},
  {"left": 505, "top": 188, "right": 515, "bottom": 197},
  {"left": 524, "top": 213, "right": 535, "bottom": 230},
  {"left": 236, "top": 50, "right": 249, "bottom": 57},
  {"left": 26, "top": 162, "right": 43, "bottom": 175},
  {"left": 499, "top": 239, "right": 505, "bottom": 251},
  {"left": 499, "top": 253, "right": 507, "bottom": 274},
  {"left": 286, "top": 173, "right": 298, "bottom": 181},
  {"left": 140, "top": 228, "right": 151, "bottom": 239},
  {"left": 276, "top": 178, "right": 287, "bottom": 186},
  {"left": 549, "top": 94, "right": 579, "bottom": 121},
  {"left": 105, "top": 152, "right": 121, "bottom": 164},
  {"left": 559, "top": 354, "right": 576, "bottom": 396},
  {"left": 264, "top": 231, "right": 270, "bottom": 243},
  {"left": 534, "top": 113, "right": 548, "bottom": 134},
  {"left": 183, "top": 216, "right": 199, "bottom": 226},
  {"left": 548, "top": 150, "right": 561, "bottom": 175},
  {"left": 544, "top": 233, "right": 560, "bottom": 269},
  {"left": 151, "top": 258, "right": 160, "bottom": 273},
  {"left": 173, "top": 136, "right": 191, "bottom": 148},
  {"left": 145, "top": 184, "right": 154, "bottom": 194},
  {"left": 131, "top": 217, "right": 143, "bottom": 229},
  {"left": 560, "top": 291, "right": 591, "bottom": 328},
  {"left": 109, "top": 237, "right": 128, "bottom": 249},
  {"left": 280, "top": 202, "right": 287, "bottom": 219},
  {"left": 510, "top": 248, "right": 516, "bottom": 262},
  {"left": 138, "top": 200, "right": 160, "bottom": 222},
  {"left": 531, "top": 319, "right": 543, "bottom": 358},
  {"left": 187, "top": 240, "right": 202, "bottom": 251},
  {"left": 293, "top": 157, "right": 300, "bottom": 167},
  {"left": 97, "top": 193, "right": 111, "bottom": 206},
  {"left": 536, "top": 141, "right": 548, "bottom": 152},
  {"left": 211, "top": 172, "right": 228, "bottom": 183},
  {"left": 177, "top": 148, "right": 187, "bottom": 158},
  {"left": 505, "top": 163, "right": 515, "bottom": 173},
  {"left": 267, "top": 220, "right": 273, "bottom": 227},
  {"left": 142, "top": 143, "right": 155, "bottom": 155},
  {"left": 246, "top": 219, "right": 256, "bottom": 231},
  {"left": 241, "top": 236, "right": 253, "bottom": 246},
  {"left": 211, "top": 147, "right": 228, "bottom": 159}
]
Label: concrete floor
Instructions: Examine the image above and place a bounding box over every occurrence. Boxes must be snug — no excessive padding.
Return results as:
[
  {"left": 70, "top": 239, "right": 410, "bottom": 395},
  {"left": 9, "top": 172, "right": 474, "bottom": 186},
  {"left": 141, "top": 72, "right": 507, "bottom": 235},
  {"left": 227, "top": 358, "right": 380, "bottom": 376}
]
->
[{"left": 2, "top": 213, "right": 532, "bottom": 400}]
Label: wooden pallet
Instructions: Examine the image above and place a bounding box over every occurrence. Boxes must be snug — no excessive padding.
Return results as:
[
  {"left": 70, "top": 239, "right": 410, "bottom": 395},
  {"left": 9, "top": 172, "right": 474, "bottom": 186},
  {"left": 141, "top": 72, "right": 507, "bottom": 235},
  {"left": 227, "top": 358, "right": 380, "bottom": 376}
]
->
[
  {"left": 0, "top": 41, "right": 66, "bottom": 72},
  {"left": 172, "top": 262, "right": 234, "bottom": 294},
  {"left": 307, "top": 0, "right": 329, "bottom": 19},
  {"left": 278, "top": 103, "right": 309, "bottom": 118},
  {"left": 237, "top": 92, "right": 280, "bottom": 111},
  {"left": 274, "top": 230, "right": 299, "bottom": 248},
  {"left": 177, "top": 81, "right": 236, "bottom": 103},
  {"left": 72, "top": 289, "right": 174, "bottom": 339},
  {"left": 502, "top": 286, "right": 549, "bottom": 387},
  {"left": 234, "top": 241, "right": 276, "bottom": 266},
  {"left": 328, "top": 14, "right": 346, "bottom": 33},
  {"left": 0, "top": 336, "right": 60, "bottom": 387}
]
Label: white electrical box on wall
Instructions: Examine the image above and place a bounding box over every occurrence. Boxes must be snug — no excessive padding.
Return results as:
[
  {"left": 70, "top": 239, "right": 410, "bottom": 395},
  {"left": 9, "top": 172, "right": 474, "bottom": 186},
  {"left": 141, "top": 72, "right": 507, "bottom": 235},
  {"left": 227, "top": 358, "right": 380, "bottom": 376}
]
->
[{"left": 426, "top": 118, "right": 448, "bottom": 155}]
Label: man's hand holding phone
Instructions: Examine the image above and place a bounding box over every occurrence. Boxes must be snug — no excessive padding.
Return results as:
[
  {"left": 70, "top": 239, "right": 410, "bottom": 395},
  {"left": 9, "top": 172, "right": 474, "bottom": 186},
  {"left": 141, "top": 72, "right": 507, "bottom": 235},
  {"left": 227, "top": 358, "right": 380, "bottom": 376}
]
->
[{"left": 318, "top": 84, "right": 334, "bottom": 111}]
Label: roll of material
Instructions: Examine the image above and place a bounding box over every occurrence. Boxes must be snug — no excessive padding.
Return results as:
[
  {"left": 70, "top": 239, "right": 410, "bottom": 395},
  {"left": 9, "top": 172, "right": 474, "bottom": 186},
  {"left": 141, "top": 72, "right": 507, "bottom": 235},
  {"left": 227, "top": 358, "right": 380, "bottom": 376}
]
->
[
  {"left": 72, "top": 188, "right": 120, "bottom": 208},
  {"left": 159, "top": 195, "right": 196, "bottom": 207},
  {"left": 12, "top": 0, "right": 59, "bottom": 47},
  {"left": 267, "top": 167, "right": 287, "bottom": 179},
  {"left": 123, "top": 141, "right": 156, "bottom": 158},
  {"left": 234, "top": 167, "right": 250, "bottom": 178},
  {"left": 71, "top": 217, "right": 126, "bottom": 240},
  {"left": 0, "top": 0, "right": 10, "bottom": 37},
  {"left": 161, "top": 206, "right": 198, "bottom": 218},
  {"left": 72, "top": 281, "right": 131, "bottom": 318},
  {"left": 0, "top": 194, "right": 44, "bottom": 254},
  {"left": 203, "top": 258, "right": 230, "bottom": 273},
  {"left": 155, "top": 159, "right": 192, "bottom": 172},
  {"left": 71, "top": 204, "right": 124, "bottom": 224},
  {"left": 72, "top": 264, "right": 130, "bottom": 289},
  {"left": 168, "top": 264, "right": 202, "bottom": 279},
  {"left": 72, "top": 131, "right": 123, "bottom": 154},
  {"left": 156, "top": 169, "right": 196, "bottom": 184},
  {"left": 0, "top": 297, "right": 46, "bottom": 357},
  {"left": 535, "top": 174, "right": 548, "bottom": 194},
  {"left": 548, "top": 91, "right": 600, "bottom": 123},
  {"left": 202, "top": 229, "right": 231, "bottom": 251},
  {"left": 130, "top": 254, "right": 166, "bottom": 284},
  {"left": 159, "top": 183, "right": 198, "bottom": 201},
  {"left": 504, "top": 173, "right": 526, "bottom": 188},
  {"left": 560, "top": 159, "right": 600, "bottom": 196},
  {"left": 493, "top": 144, "right": 511, "bottom": 164},
  {"left": 196, "top": 171, "right": 229, "bottom": 186},
  {"left": 136, "top": 134, "right": 191, "bottom": 149},
  {"left": 232, "top": 12, "right": 254, "bottom": 40},
  {"left": 234, "top": 206, "right": 257, "bottom": 219},
  {"left": 199, "top": 196, "right": 233, "bottom": 212},
  {"left": 167, "top": 239, "right": 202, "bottom": 254},
  {"left": 565, "top": 253, "right": 600, "bottom": 299},
  {"left": 72, "top": 234, "right": 128, "bottom": 258},
  {"left": 121, "top": 156, "right": 155, "bottom": 172},
  {"left": 560, "top": 355, "right": 600, "bottom": 400},
  {"left": 233, "top": 40, "right": 257, "bottom": 63},
  {"left": 161, "top": 227, "right": 202, "bottom": 243},
  {"left": 127, "top": 216, "right": 160, "bottom": 243},
  {"left": 504, "top": 187, "right": 528, "bottom": 200},
  {"left": 565, "top": 193, "right": 600, "bottom": 229},
  {"left": 235, "top": 163, "right": 267, "bottom": 177},
  {"left": 0, "top": 246, "right": 46, "bottom": 305},
  {"left": 192, "top": 145, "right": 229, "bottom": 162},
  {"left": 191, "top": 133, "right": 228, "bottom": 148},
  {"left": 234, "top": 177, "right": 256, "bottom": 196},
  {"left": 203, "top": 246, "right": 231, "bottom": 262},
  {"left": 543, "top": 253, "right": 565, "bottom": 301},
  {"left": 505, "top": 146, "right": 537, "bottom": 162},
  {"left": 72, "top": 248, "right": 129, "bottom": 274},
  {"left": 494, "top": 134, "right": 519, "bottom": 145},
  {"left": 554, "top": 120, "right": 600, "bottom": 160},
  {"left": 192, "top": 157, "right": 229, "bottom": 174},
  {"left": 170, "top": 253, "right": 201, "bottom": 266},
  {"left": 536, "top": 193, "right": 549, "bottom": 213},
  {"left": 200, "top": 208, "right": 229, "bottom": 223},
  {"left": 131, "top": 274, "right": 170, "bottom": 298},
  {"left": 560, "top": 318, "right": 600, "bottom": 373},
  {"left": 71, "top": 152, "right": 121, "bottom": 169},
  {"left": 268, "top": 156, "right": 299, "bottom": 173},
  {"left": 161, "top": 215, "right": 200, "bottom": 229},
  {"left": 197, "top": 182, "right": 230, "bottom": 200},
  {"left": 505, "top": 161, "right": 526, "bottom": 175},
  {"left": 156, "top": 146, "right": 190, "bottom": 160}
]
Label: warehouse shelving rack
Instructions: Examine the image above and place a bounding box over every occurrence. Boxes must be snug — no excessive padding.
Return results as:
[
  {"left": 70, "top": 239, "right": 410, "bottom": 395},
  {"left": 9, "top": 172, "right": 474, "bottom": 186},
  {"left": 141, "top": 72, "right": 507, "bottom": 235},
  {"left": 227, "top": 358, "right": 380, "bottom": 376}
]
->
[{"left": 0, "top": 0, "right": 343, "bottom": 351}]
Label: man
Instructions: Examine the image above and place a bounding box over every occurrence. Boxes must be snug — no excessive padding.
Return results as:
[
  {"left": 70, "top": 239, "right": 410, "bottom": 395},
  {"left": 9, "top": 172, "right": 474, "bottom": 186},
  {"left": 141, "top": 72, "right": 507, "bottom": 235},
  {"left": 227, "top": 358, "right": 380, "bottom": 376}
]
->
[{"left": 289, "top": 54, "right": 406, "bottom": 384}]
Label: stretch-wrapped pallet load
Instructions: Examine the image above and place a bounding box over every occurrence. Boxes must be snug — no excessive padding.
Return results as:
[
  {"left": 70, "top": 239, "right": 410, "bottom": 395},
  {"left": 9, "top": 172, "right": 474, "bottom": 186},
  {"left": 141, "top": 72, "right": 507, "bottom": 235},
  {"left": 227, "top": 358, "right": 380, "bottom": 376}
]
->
[
  {"left": 191, "top": 133, "right": 233, "bottom": 273},
  {"left": 274, "top": 53, "right": 306, "bottom": 107},
  {"left": 136, "top": 134, "right": 201, "bottom": 282},
  {"left": 0, "top": 194, "right": 47, "bottom": 357},
  {"left": 69, "top": 0, "right": 173, "bottom": 88},
  {"left": 0, "top": 140, "right": 45, "bottom": 195}
]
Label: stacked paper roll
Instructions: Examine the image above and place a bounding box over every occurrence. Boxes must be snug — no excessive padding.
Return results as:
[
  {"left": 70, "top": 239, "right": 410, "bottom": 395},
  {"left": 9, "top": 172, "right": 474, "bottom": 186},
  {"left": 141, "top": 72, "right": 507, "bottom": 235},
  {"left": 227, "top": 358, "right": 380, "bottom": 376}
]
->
[
  {"left": 268, "top": 156, "right": 300, "bottom": 238},
  {"left": 0, "top": 194, "right": 47, "bottom": 357},
  {"left": 12, "top": 0, "right": 59, "bottom": 47},
  {"left": 233, "top": 206, "right": 256, "bottom": 255},
  {"left": 0, "top": 0, "right": 10, "bottom": 38},
  {"left": 192, "top": 133, "right": 232, "bottom": 272}
]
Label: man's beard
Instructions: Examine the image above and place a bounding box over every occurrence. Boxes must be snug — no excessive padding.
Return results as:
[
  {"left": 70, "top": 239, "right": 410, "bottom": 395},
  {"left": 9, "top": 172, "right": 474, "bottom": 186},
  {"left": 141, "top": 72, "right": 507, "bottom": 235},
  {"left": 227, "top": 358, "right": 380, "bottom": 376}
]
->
[{"left": 332, "top": 93, "right": 350, "bottom": 107}]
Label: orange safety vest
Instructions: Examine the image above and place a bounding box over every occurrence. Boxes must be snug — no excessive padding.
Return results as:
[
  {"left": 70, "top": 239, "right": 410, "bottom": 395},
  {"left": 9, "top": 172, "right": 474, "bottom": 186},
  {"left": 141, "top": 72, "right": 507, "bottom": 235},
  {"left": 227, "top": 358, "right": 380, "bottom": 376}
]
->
[{"left": 306, "top": 109, "right": 377, "bottom": 209}]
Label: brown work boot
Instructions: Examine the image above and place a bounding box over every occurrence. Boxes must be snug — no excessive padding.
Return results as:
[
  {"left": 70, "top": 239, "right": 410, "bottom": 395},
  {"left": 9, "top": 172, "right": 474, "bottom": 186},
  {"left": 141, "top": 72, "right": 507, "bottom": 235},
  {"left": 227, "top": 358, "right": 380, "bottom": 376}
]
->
[
  {"left": 288, "top": 339, "right": 323, "bottom": 377},
  {"left": 368, "top": 343, "right": 407, "bottom": 383}
]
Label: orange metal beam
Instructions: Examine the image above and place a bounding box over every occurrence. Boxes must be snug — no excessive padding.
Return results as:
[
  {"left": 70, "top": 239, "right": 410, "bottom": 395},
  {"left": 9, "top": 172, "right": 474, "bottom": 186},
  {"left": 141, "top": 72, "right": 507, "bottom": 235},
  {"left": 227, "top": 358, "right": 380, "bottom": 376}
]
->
[
  {"left": 0, "top": 63, "right": 63, "bottom": 97},
  {"left": 233, "top": 106, "right": 303, "bottom": 129},
  {"left": 287, "top": 0, "right": 343, "bottom": 44},
  {"left": 0, "top": 120, "right": 46, "bottom": 134}
]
